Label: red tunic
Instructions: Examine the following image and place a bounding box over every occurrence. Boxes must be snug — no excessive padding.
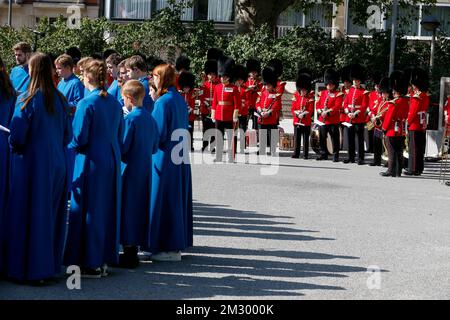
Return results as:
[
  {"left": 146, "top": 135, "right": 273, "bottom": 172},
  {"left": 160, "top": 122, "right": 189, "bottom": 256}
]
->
[
  {"left": 212, "top": 83, "right": 240, "bottom": 122},
  {"left": 256, "top": 88, "right": 282, "bottom": 125},
  {"left": 382, "top": 96, "right": 410, "bottom": 137},
  {"left": 181, "top": 90, "right": 197, "bottom": 122},
  {"left": 340, "top": 87, "right": 350, "bottom": 123},
  {"left": 343, "top": 86, "right": 370, "bottom": 124},
  {"left": 368, "top": 90, "right": 382, "bottom": 120},
  {"left": 199, "top": 79, "right": 219, "bottom": 116},
  {"left": 236, "top": 84, "right": 251, "bottom": 117},
  {"left": 407, "top": 91, "right": 429, "bottom": 131},
  {"left": 245, "top": 78, "right": 262, "bottom": 111},
  {"left": 316, "top": 89, "right": 344, "bottom": 125},
  {"left": 291, "top": 91, "right": 314, "bottom": 126},
  {"left": 445, "top": 96, "right": 450, "bottom": 124}
]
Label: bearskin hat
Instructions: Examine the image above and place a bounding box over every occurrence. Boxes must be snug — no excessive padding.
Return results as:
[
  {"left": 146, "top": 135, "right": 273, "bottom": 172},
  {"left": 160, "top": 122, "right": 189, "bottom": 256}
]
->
[
  {"left": 234, "top": 64, "right": 248, "bottom": 82},
  {"left": 349, "top": 63, "right": 366, "bottom": 83},
  {"left": 175, "top": 55, "right": 191, "bottom": 72},
  {"left": 102, "top": 49, "right": 117, "bottom": 60},
  {"left": 340, "top": 65, "right": 352, "bottom": 84},
  {"left": 66, "top": 47, "right": 81, "bottom": 64},
  {"left": 324, "top": 69, "right": 339, "bottom": 86},
  {"left": 267, "top": 58, "right": 283, "bottom": 78},
  {"left": 178, "top": 71, "right": 196, "bottom": 90},
  {"left": 379, "top": 77, "right": 391, "bottom": 93},
  {"left": 296, "top": 73, "right": 312, "bottom": 92},
  {"left": 246, "top": 59, "right": 261, "bottom": 75},
  {"left": 207, "top": 48, "right": 223, "bottom": 61},
  {"left": 262, "top": 67, "right": 278, "bottom": 87},
  {"left": 204, "top": 60, "right": 218, "bottom": 75},
  {"left": 410, "top": 67, "right": 429, "bottom": 92},
  {"left": 146, "top": 56, "right": 165, "bottom": 72},
  {"left": 390, "top": 70, "right": 408, "bottom": 95},
  {"left": 218, "top": 56, "right": 235, "bottom": 78}
]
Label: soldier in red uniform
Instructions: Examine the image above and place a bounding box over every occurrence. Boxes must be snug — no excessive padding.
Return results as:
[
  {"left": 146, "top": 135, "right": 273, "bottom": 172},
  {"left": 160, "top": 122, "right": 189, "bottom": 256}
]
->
[
  {"left": 339, "top": 65, "right": 352, "bottom": 151},
  {"left": 291, "top": 72, "right": 314, "bottom": 159},
  {"left": 245, "top": 59, "right": 262, "bottom": 130},
  {"left": 267, "top": 59, "right": 286, "bottom": 125},
  {"left": 366, "top": 72, "right": 382, "bottom": 153},
  {"left": 175, "top": 55, "right": 191, "bottom": 90},
  {"left": 316, "top": 69, "right": 343, "bottom": 162},
  {"left": 200, "top": 60, "right": 219, "bottom": 152},
  {"left": 234, "top": 64, "right": 250, "bottom": 152},
  {"left": 256, "top": 67, "right": 282, "bottom": 157},
  {"left": 369, "top": 77, "right": 391, "bottom": 166},
  {"left": 211, "top": 57, "right": 240, "bottom": 162},
  {"left": 342, "top": 64, "right": 370, "bottom": 165},
  {"left": 404, "top": 67, "right": 429, "bottom": 176},
  {"left": 380, "top": 71, "right": 410, "bottom": 177},
  {"left": 179, "top": 71, "right": 197, "bottom": 151}
]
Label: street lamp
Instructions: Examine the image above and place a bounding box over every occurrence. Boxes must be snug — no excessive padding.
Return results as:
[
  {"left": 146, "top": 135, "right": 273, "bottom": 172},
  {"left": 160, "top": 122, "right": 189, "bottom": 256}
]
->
[{"left": 421, "top": 15, "right": 441, "bottom": 72}]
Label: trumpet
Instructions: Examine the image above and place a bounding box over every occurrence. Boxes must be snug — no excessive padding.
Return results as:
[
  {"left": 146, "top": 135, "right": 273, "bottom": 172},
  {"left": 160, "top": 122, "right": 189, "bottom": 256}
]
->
[{"left": 367, "top": 101, "right": 389, "bottom": 131}]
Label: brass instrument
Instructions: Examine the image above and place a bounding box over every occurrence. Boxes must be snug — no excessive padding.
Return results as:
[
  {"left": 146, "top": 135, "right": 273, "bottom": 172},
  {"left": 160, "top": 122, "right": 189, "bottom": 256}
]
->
[
  {"left": 319, "top": 93, "right": 330, "bottom": 121},
  {"left": 367, "top": 100, "right": 389, "bottom": 131}
]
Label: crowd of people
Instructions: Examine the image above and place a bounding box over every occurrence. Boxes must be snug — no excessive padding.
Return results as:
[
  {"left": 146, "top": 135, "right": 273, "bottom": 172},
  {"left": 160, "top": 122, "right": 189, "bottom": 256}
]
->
[{"left": 0, "top": 41, "right": 449, "bottom": 285}]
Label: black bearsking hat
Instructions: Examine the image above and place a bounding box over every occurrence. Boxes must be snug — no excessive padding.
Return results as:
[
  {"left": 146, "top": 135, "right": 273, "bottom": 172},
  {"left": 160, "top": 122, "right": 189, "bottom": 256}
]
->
[
  {"left": 349, "top": 63, "right": 366, "bottom": 82},
  {"left": 102, "top": 48, "right": 118, "bottom": 60},
  {"left": 246, "top": 59, "right": 261, "bottom": 74},
  {"left": 296, "top": 73, "right": 312, "bottom": 92},
  {"left": 234, "top": 64, "right": 248, "bottom": 81},
  {"left": 178, "top": 71, "right": 196, "bottom": 90},
  {"left": 175, "top": 56, "right": 191, "bottom": 72},
  {"left": 66, "top": 47, "right": 81, "bottom": 63},
  {"left": 370, "top": 71, "right": 383, "bottom": 86},
  {"left": 218, "top": 56, "right": 235, "bottom": 78},
  {"left": 146, "top": 56, "right": 165, "bottom": 72},
  {"left": 262, "top": 67, "right": 278, "bottom": 87},
  {"left": 379, "top": 77, "right": 391, "bottom": 93},
  {"left": 207, "top": 48, "right": 223, "bottom": 61},
  {"left": 204, "top": 60, "right": 218, "bottom": 75},
  {"left": 410, "top": 67, "right": 429, "bottom": 92},
  {"left": 324, "top": 69, "right": 339, "bottom": 86},
  {"left": 267, "top": 58, "right": 283, "bottom": 78},
  {"left": 340, "top": 65, "right": 352, "bottom": 83},
  {"left": 390, "top": 70, "right": 408, "bottom": 95}
]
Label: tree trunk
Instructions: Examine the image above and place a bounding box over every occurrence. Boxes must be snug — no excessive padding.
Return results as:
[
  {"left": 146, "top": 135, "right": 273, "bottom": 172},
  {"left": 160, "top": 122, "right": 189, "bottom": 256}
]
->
[{"left": 235, "top": 0, "right": 295, "bottom": 35}]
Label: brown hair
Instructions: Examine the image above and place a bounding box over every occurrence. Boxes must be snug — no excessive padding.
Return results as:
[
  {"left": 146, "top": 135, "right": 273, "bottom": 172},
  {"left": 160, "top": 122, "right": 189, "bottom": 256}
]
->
[
  {"left": 153, "top": 64, "right": 176, "bottom": 97},
  {"left": 118, "top": 59, "right": 127, "bottom": 69},
  {"left": 55, "top": 54, "right": 74, "bottom": 68},
  {"left": 121, "top": 80, "right": 145, "bottom": 103},
  {"left": 21, "top": 53, "right": 66, "bottom": 114},
  {"left": 84, "top": 59, "right": 108, "bottom": 97},
  {"left": 106, "top": 53, "right": 122, "bottom": 66},
  {"left": 77, "top": 57, "right": 94, "bottom": 70},
  {"left": 125, "top": 55, "right": 147, "bottom": 72},
  {"left": 13, "top": 42, "right": 32, "bottom": 54},
  {"left": 0, "top": 56, "right": 14, "bottom": 100}
]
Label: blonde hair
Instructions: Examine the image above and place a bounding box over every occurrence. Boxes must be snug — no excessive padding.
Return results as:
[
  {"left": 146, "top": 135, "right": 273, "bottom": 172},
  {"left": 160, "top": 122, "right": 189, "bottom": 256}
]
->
[
  {"left": 55, "top": 54, "right": 74, "bottom": 68},
  {"left": 77, "top": 57, "right": 94, "bottom": 70},
  {"left": 121, "top": 79, "right": 145, "bottom": 104},
  {"left": 153, "top": 64, "right": 176, "bottom": 97},
  {"left": 84, "top": 59, "right": 108, "bottom": 97}
]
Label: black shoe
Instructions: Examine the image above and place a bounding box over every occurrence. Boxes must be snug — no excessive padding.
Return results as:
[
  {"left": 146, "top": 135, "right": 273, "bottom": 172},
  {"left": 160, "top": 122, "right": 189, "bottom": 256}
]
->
[
  {"left": 304, "top": 156, "right": 309, "bottom": 160},
  {"left": 343, "top": 159, "right": 351, "bottom": 164},
  {"left": 403, "top": 170, "right": 415, "bottom": 176},
  {"left": 316, "top": 155, "right": 328, "bottom": 161},
  {"left": 380, "top": 171, "right": 393, "bottom": 177},
  {"left": 445, "top": 181, "right": 450, "bottom": 186},
  {"left": 369, "top": 162, "right": 381, "bottom": 167},
  {"left": 333, "top": 157, "right": 339, "bottom": 162},
  {"left": 291, "top": 155, "right": 299, "bottom": 159},
  {"left": 358, "top": 160, "right": 365, "bottom": 165}
]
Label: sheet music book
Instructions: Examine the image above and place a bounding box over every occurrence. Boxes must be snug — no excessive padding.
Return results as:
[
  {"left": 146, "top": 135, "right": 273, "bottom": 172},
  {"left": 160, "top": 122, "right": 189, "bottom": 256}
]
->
[
  {"left": 0, "top": 125, "right": 10, "bottom": 134},
  {"left": 342, "top": 122, "right": 353, "bottom": 128},
  {"left": 315, "top": 120, "right": 325, "bottom": 126}
]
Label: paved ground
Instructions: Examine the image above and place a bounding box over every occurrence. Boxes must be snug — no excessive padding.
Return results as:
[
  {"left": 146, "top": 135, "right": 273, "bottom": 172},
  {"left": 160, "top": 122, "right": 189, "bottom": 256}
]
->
[{"left": 1, "top": 128, "right": 450, "bottom": 300}]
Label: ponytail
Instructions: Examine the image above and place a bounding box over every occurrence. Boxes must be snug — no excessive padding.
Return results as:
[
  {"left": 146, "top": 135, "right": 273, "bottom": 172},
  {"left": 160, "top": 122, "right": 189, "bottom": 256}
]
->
[{"left": 84, "top": 59, "right": 109, "bottom": 98}]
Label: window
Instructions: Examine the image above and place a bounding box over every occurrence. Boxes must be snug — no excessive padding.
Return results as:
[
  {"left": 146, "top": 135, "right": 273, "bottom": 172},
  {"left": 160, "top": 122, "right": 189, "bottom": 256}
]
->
[
  {"left": 277, "top": 4, "right": 333, "bottom": 28},
  {"left": 421, "top": 5, "right": 450, "bottom": 36},
  {"left": 110, "top": 0, "right": 235, "bottom": 22},
  {"left": 277, "top": 7, "right": 304, "bottom": 27}
]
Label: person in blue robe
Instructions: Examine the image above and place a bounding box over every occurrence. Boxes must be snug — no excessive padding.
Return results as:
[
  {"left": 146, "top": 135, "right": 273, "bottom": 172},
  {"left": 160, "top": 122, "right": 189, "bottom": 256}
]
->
[
  {"left": 124, "top": 56, "right": 154, "bottom": 112},
  {"left": 107, "top": 78, "right": 124, "bottom": 107},
  {"left": 0, "top": 57, "right": 16, "bottom": 275},
  {"left": 63, "top": 60, "right": 123, "bottom": 278},
  {"left": 148, "top": 64, "right": 193, "bottom": 262},
  {"left": 119, "top": 80, "right": 159, "bottom": 268},
  {"left": 106, "top": 53, "right": 124, "bottom": 107},
  {"left": 4, "top": 53, "right": 72, "bottom": 283},
  {"left": 10, "top": 42, "right": 32, "bottom": 96}
]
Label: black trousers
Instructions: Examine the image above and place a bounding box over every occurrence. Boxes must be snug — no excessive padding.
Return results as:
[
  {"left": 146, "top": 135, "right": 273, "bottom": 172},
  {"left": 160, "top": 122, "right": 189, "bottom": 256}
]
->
[
  {"left": 319, "top": 124, "right": 340, "bottom": 159},
  {"left": 188, "top": 121, "right": 194, "bottom": 150},
  {"left": 259, "top": 124, "right": 278, "bottom": 156},
  {"left": 408, "top": 130, "right": 426, "bottom": 174},
  {"left": 373, "top": 132, "right": 383, "bottom": 165},
  {"left": 386, "top": 136, "right": 405, "bottom": 177},
  {"left": 293, "top": 125, "right": 311, "bottom": 158},
  {"left": 367, "top": 128, "right": 374, "bottom": 153},
  {"left": 215, "top": 120, "right": 234, "bottom": 162},
  {"left": 249, "top": 109, "right": 258, "bottom": 130},
  {"left": 345, "top": 123, "right": 365, "bottom": 161},
  {"left": 202, "top": 115, "right": 215, "bottom": 150}
]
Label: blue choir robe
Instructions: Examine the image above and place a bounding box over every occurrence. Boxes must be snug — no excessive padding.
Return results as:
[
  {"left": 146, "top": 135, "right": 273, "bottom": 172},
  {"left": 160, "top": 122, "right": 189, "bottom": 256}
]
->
[
  {"left": 107, "top": 79, "right": 124, "bottom": 107},
  {"left": 57, "top": 73, "right": 85, "bottom": 113},
  {"left": 148, "top": 87, "right": 193, "bottom": 253},
  {"left": 139, "top": 77, "right": 154, "bottom": 113},
  {"left": 57, "top": 73, "right": 84, "bottom": 188},
  {"left": 5, "top": 90, "right": 72, "bottom": 281},
  {"left": 9, "top": 65, "right": 30, "bottom": 96},
  {"left": 0, "top": 90, "right": 15, "bottom": 273},
  {"left": 120, "top": 107, "right": 159, "bottom": 246},
  {"left": 64, "top": 88, "right": 124, "bottom": 269}
]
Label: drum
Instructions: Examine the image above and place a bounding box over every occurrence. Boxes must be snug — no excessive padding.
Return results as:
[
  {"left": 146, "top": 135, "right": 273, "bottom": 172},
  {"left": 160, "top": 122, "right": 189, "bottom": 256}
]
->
[
  {"left": 310, "top": 123, "right": 332, "bottom": 155},
  {"left": 279, "top": 133, "right": 295, "bottom": 151}
]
